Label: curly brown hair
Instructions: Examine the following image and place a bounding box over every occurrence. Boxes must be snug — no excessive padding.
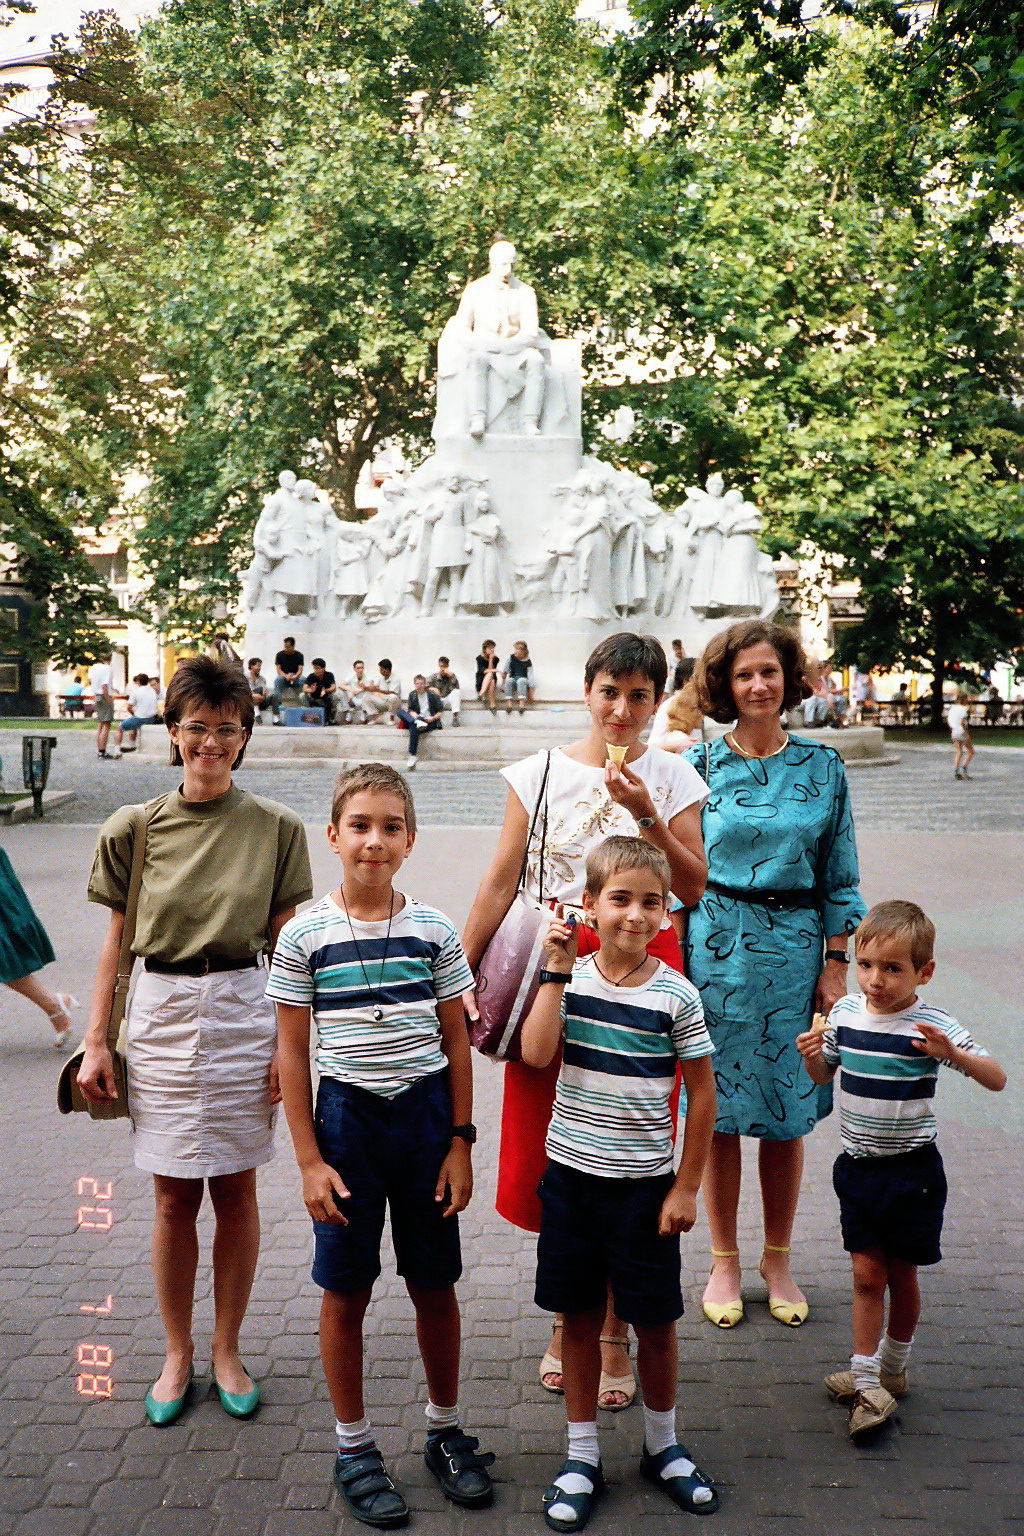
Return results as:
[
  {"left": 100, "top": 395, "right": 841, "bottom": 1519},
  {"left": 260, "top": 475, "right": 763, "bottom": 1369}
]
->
[
  {"left": 164, "top": 655, "right": 255, "bottom": 769},
  {"left": 692, "top": 621, "right": 808, "bottom": 724}
]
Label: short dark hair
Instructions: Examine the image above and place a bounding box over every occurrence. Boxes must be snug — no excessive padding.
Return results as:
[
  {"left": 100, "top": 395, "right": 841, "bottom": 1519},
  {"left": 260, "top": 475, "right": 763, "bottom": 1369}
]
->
[
  {"left": 692, "top": 621, "right": 806, "bottom": 723},
  {"left": 673, "top": 657, "right": 695, "bottom": 692},
  {"left": 163, "top": 656, "right": 254, "bottom": 768},
  {"left": 482, "top": 639, "right": 496, "bottom": 649},
  {"left": 331, "top": 763, "right": 416, "bottom": 836},
  {"left": 438, "top": 656, "right": 450, "bottom": 666},
  {"left": 311, "top": 657, "right": 326, "bottom": 668},
  {"left": 248, "top": 657, "right": 262, "bottom": 669},
  {"left": 283, "top": 636, "right": 295, "bottom": 644},
  {"left": 584, "top": 835, "right": 671, "bottom": 900},
  {"left": 413, "top": 673, "right": 426, "bottom": 684},
  {"left": 584, "top": 633, "right": 668, "bottom": 700},
  {"left": 353, "top": 659, "right": 364, "bottom": 667},
  {"left": 378, "top": 658, "right": 392, "bottom": 671}
]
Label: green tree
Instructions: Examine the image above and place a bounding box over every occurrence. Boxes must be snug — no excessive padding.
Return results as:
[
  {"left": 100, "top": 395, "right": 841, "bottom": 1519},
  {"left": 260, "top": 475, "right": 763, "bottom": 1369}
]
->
[{"left": 18, "top": 0, "right": 664, "bottom": 637}]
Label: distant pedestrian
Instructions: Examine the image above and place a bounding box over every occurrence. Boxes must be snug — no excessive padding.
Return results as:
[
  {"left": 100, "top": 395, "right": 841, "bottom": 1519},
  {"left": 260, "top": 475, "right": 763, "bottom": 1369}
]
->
[
  {"left": 273, "top": 637, "right": 305, "bottom": 712},
  {"left": 111, "top": 674, "right": 163, "bottom": 755},
  {"left": 0, "top": 849, "right": 77, "bottom": 1048},
  {"left": 947, "top": 692, "right": 974, "bottom": 779},
  {"left": 984, "top": 685, "right": 1004, "bottom": 725},
  {"left": 475, "top": 640, "right": 499, "bottom": 714},
  {"left": 209, "top": 632, "right": 245, "bottom": 672},
  {"left": 88, "top": 651, "right": 116, "bottom": 759},
  {"left": 397, "top": 675, "right": 443, "bottom": 769},
  {"left": 62, "top": 674, "right": 86, "bottom": 717},
  {"left": 427, "top": 657, "right": 462, "bottom": 726},
  {"left": 502, "top": 640, "right": 535, "bottom": 714},
  {"left": 798, "top": 900, "right": 1005, "bottom": 1440},
  {"left": 247, "top": 658, "right": 273, "bottom": 723}
]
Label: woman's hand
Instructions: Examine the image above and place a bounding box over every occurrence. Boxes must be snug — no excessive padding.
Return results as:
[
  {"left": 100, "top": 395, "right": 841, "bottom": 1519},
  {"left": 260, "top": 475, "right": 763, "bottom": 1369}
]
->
[
  {"left": 813, "top": 962, "right": 848, "bottom": 1018},
  {"left": 75, "top": 1042, "right": 119, "bottom": 1104},
  {"left": 542, "top": 905, "right": 578, "bottom": 972},
  {"left": 604, "top": 759, "right": 657, "bottom": 823},
  {"left": 300, "top": 1160, "right": 350, "bottom": 1225}
]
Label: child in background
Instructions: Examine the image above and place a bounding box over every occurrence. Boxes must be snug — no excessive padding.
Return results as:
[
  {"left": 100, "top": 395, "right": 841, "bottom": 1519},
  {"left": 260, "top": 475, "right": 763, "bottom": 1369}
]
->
[
  {"left": 268, "top": 764, "right": 495, "bottom": 1526},
  {"left": 521, "top": 836, "right": 719, "bottom": 1531},
  {"left": 797, "top": 900, "right": 1005, "bottom": 1440}
]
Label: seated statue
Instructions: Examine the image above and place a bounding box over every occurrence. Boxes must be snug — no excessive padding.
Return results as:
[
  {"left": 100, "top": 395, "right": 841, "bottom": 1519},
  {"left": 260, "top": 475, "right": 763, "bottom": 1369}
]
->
[{"left": 436, "top": 239, "right": 549, "bottom": 439}]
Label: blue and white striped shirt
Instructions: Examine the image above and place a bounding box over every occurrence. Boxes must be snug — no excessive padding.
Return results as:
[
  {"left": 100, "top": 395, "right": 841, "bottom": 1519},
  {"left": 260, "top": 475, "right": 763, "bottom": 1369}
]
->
[
  {"left": 822, "top": 994, "right": 987, "bottom": 1158},
  {"left": 266, "top": 893, "right": 473, "bottom": 1099},
  {"left": 546, "top": 957, "right": 714, "bottom": 1179}
]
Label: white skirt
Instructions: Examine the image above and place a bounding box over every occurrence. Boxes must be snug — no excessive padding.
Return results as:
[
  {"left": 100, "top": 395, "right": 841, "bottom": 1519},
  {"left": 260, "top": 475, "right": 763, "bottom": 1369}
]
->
[{"left": 126, "top": 966, "right": 277, "bottom": 1178}]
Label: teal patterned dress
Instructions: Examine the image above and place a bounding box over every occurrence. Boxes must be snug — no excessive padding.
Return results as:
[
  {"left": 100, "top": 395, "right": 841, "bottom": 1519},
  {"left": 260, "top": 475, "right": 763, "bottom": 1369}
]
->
[
  {"left": 0, "top": 848, "right": 56, "bottom": 984},
  {"left": 683, "top": 736, "right": 866, "bottom": 1140}
]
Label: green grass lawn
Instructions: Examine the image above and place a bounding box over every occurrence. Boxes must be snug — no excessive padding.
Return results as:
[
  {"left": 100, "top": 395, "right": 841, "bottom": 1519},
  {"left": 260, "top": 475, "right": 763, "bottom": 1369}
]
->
[
  {"left": 885, "top": 727, "right": 1024, "bottom": 749},
  {"left": 0, "top": 718, "right": 93, "bottom": 731}
]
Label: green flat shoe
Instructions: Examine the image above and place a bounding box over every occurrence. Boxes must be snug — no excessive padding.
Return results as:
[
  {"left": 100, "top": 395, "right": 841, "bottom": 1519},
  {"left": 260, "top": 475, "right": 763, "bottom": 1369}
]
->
[
  {"left": 212, "top": 1364, "right": 260, "bottom": 1419},
  {"left": 145, "top": 1365, "right": 194, "bottom": 1427}
]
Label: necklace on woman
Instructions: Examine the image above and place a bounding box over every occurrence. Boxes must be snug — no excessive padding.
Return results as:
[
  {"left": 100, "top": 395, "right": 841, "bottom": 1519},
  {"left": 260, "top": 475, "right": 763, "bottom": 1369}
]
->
[
  {"left": 339, "top": 889, "right": 395, "bottom": 1022},
  {"left": 593, "top": 955, "right": 650, "bottom": 988},
  {"left": 726, "top": 732, "right": 788, "bottom": 760}
]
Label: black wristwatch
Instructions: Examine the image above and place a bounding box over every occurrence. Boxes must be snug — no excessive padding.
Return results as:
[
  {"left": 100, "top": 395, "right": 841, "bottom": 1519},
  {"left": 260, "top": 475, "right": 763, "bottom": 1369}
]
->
[
  {"left": 451, "top": 1122, "right": 477, "bottom": 1145},
  {"left": 825, "top": 949, "right": 849, "bottom": 965},
  {"left": 539, "top": 969, "right": 573, "bottom": 986},
  {"left": 636, "top": 815, "right": 657, "bottom": 830}
]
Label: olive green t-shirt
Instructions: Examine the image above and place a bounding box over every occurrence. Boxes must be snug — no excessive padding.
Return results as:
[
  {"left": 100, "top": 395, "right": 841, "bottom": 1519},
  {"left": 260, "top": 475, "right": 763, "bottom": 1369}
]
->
[{"left": 88, "top": 786, "right": 313, "bottom": 963}]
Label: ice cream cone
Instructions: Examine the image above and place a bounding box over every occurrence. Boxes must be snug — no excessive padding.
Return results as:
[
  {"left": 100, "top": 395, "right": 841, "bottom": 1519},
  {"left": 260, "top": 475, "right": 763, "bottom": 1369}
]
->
[
  {"left": 606, "top": 743, "right": 628, "bottom": 767},
  {"left": 811, "top": 1012, "right": 828, "bottom": 1035}
]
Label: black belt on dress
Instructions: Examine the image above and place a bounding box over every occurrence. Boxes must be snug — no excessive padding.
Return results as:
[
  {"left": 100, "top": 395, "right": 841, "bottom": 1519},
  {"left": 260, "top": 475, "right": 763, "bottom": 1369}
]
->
[
  {"left": 705, "top": 881, "right": 819, "bottom": 912},
  {"left": 144, "top": 955, "right": 259, "bottom": 976}
]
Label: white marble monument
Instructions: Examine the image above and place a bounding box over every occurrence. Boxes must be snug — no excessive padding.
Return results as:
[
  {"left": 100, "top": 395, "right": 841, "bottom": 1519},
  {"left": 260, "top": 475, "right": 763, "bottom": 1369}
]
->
[{"left": 243, "top": 241, "right": 778, "bottom": 695}]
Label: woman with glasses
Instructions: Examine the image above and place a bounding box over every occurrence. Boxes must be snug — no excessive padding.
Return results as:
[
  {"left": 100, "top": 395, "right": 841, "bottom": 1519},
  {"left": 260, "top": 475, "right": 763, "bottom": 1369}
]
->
[{"left": 76, "top": 657, "right": 312, "bottom": 1426}]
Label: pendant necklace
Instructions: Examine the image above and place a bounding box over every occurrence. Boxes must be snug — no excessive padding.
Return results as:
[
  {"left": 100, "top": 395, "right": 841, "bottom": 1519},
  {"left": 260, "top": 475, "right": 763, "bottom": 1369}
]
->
[
  {"left": 593, "top": 955, "right": 649, "bottom": 988},
  {"left": 726, "top": 733, "right": 788, "bottom": 760},
  {"left": 339, "top": 888, "right": 395, "bottom": 1022}
]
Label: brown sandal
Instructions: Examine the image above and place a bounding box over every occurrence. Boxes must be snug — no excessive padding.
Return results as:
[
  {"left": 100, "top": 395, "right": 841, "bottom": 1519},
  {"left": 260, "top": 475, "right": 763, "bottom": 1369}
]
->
[{"left": 539, "top": 1322, "right": 564, "bottom": 1395}]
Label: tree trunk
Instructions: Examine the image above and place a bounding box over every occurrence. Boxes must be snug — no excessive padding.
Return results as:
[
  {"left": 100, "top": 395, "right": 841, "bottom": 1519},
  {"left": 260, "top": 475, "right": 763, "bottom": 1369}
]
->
[{"left": 929, "top": 652, "right": 945, "bottom": 728}]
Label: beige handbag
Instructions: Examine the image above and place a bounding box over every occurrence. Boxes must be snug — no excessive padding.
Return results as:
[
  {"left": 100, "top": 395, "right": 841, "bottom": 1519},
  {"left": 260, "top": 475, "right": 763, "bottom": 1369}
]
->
[{"left": 57, "top": 806, "right": 147, "bottom": 1120}]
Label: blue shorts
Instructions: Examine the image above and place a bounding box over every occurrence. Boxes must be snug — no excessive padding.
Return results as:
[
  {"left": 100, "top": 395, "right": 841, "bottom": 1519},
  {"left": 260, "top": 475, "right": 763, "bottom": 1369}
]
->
[
  {"left": 311, "top": 1071, "right": 462, "bottom": 1294},
  {"left": 535, "top": 1159, "right": 683, "bottom": 1328},
  {"left": 833, "top": 1143, "right": 947, "bottom": 1266}
]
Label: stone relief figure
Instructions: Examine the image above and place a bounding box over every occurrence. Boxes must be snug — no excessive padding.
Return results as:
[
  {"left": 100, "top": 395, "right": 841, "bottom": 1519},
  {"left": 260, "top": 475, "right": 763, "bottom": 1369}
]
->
[
  {"left": 421, "top": 474, "right": 480, "bottom": 614},
  {"left": 460, "top": 492, "right": 516, "bottom": 614},
  {"left": 713, "top": 488, "right": 765, "bottom": 614},
  {"left": 436, "top": 239, "right": 548, "bottom": 439},
  {"left": 552, "top": 465, "right": 616, "bottom": 621},
  {"left": 330, "top": 522, "right": 373, "bottom": 618},
  {"left": 306, "top": 489, "right": 338, "bottom": 616},
  {"left": 361, "top": 488, "right": 415, "bottom": 621},
  {"left": 683, "top": 472, "right": 728, "bottom": 618},
  {"left": 659, "top": 503, "right": 693, "bottom": 617},
  {"left": 244, "top": 469, "right": 297, "bottom": 614}
]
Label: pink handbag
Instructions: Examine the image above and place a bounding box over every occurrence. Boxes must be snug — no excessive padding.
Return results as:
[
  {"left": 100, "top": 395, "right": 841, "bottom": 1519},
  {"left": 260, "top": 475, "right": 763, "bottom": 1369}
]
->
[{"left": 470, "top": 752, "right": 551, "bottom": 1061}]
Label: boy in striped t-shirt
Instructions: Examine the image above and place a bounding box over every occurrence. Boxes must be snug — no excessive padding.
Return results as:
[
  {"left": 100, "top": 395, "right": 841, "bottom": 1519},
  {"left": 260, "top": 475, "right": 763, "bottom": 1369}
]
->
[
  {"left": 521, "top": 836, "right": 718, "bottom": 1532},
  {"left": 797, "top": 900, "right": 1005, "bottom": 1441},
  {"left": 268, "top": 764, "right": 495, "bottom": 1526}
]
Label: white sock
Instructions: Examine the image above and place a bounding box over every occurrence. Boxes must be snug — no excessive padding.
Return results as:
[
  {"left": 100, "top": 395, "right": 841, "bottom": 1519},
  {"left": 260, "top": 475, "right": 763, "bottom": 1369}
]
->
[
  {"left": 851, "top": 1352, "right": 881, "bottom": 1392},
  {"left": 643, "top": 1405, "right": 678, "bottom": 1456},
  {"left": 425, "top": 1400, "right": 460, "bottom": 1434},
  {"left": 547, "top": 1423, "right": 600, "bottom": 1524},
  {"left": 336, "top": 1416, "right": 373, "bottom": 1453},
  {"left": 877, "top": 1333, "right": 913, "bottom": 1377}
]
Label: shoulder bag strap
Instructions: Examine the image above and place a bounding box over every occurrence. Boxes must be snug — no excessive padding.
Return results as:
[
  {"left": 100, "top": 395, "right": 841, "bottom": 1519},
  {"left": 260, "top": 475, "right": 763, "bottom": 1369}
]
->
[
  {"left": 107, "top": 805, "right": 148, "bottom": 1054},
  {"left": 516, "top": 749, "right": 552, "bottom": 900}
]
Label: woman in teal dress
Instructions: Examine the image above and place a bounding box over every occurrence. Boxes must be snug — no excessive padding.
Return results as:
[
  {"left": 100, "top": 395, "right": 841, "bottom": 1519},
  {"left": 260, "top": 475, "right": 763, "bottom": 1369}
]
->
[
  {"left": 684, "top": 621, "right": 865, "bottom": 1331},
  {"left": 0, "top": 848, "right": 77, "bottom": 1046}
]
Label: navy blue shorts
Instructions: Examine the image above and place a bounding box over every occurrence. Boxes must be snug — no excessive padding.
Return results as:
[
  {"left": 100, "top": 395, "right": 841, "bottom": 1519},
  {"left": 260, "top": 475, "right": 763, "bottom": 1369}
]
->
[
  {"left": 311, "top": 1071, "right": 462, "bottom": 1294},
  {"left": 535, "top": 1159, "right": 683, "bottom": 1328},
  {"left": 833, "top": 1144, "right": 947, "bottom": 1266}
]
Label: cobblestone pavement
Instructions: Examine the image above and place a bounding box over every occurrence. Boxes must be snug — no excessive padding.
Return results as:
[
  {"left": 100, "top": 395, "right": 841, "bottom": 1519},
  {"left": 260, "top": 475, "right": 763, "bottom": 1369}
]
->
[
  {"left": 2, "top": 816, "right": 1022, "bottom": 1534},
  {"left": 7, "top": 728, "right": 1024, "bottom": 832}
]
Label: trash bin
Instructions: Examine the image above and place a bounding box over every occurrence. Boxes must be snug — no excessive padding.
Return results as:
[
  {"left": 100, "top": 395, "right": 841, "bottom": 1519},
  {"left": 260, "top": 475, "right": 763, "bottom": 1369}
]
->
[{"left": 22, "top": 735, "right": 57, "bottom": 818}]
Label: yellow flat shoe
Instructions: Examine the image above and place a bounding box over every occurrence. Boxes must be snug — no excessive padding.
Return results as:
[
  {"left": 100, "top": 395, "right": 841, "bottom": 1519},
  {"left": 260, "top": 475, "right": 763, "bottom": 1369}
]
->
[
  {"left": 760, "top": 1244, "right": 808, "bottom": 1327},
  {"left": 702, "top": 1248, "right": 743, "bottom": 1329}
]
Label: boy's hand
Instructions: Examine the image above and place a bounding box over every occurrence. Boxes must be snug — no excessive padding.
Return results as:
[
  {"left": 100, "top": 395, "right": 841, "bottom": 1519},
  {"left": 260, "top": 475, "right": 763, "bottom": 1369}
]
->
[
  {"left": 301, "top": 1161, "right": 351, "bottom": 1226},
  {"left": 268, "top": 1049, "right": 282, "bottom": 1105},
  {"left": 658, "top": 1185, "right": 697, "bottom": 1236},
  {"left": 911, "top": 1021, "right": 956, "bottom": 1063},
  {"left": 436, "top": 1142, "right": 473, "bottom": 1217},
  {"left": 795, "top": 1029, "right": 824, "bottom": 1061},
  {"left": 542, "top": 904, "right": 579, "bottom": 971}
]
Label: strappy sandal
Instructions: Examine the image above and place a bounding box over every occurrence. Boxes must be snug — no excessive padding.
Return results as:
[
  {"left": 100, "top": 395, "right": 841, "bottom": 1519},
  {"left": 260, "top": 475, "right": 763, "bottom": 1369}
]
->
[
  {"left": 641, "top": 1442, "right": 719, "bottom": 1514},
  {"left": 759, "top": 1243, "right": 808, "bottom": 1327},
  {"left": 702, "top": 1248, "right": 744, "bottom": 1329},
  {"left": 598, "top": 1333, "right": 635, "bottom": 1411},
  {"left": 47, "top": 993, "right": 79, "bottom": 1050},
  {"left": 333, "top": 1446, "right": 409, "bottom": 1529},
  {"left": 540, "top": 1320, "right": 564, "bottom": 1395},
  {"left": 543, "top": 1457, "right": 604, "bottom": 1532}
]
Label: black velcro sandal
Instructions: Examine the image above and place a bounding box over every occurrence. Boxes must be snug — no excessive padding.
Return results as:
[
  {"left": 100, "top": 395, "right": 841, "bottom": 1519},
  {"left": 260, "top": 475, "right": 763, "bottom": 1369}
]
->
[
  {"left": 640, "top": 1442, "right": 720, "bottom": 1515},
  {"left": 542, "top": 1457, "right": 604, "bottom": 1532},
  {"left": 333, "top": 1447, "right": 410, "bottom": 1529},
  {"left": 424, "top": 1428, "right": 496, "bottom": 1508}
]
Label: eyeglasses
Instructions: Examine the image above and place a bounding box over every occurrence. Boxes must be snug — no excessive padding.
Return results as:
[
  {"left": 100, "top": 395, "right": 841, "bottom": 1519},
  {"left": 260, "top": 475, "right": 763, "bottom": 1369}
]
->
[{"left": 178, "top": 723, "right": 246, "bottom": 743}]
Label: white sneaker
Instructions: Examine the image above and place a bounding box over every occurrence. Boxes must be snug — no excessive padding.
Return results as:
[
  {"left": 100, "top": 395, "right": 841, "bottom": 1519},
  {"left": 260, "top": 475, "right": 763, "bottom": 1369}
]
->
[{"left": 406, "top": 756, "right": 417, "bottom": 770}]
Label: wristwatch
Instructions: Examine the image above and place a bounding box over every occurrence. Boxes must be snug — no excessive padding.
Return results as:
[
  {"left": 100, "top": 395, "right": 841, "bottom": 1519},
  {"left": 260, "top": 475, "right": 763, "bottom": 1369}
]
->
[
  {"left": 825, "top": 949, "right": 849, "bottom": 965},
  {"left": 539, "top": 969, "right": 573, "bottom": 985},
  {"left": 451, "top": 1123, "right": 477, "bottom": 1145},
  {"left": 636, "top": 815, "right": 657, "bottom": 830}
]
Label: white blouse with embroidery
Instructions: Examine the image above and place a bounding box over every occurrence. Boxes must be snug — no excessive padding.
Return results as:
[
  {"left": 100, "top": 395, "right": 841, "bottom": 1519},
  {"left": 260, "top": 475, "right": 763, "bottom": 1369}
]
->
[{"left": 500, "top": 746, "right": 709, "bottom": 907}]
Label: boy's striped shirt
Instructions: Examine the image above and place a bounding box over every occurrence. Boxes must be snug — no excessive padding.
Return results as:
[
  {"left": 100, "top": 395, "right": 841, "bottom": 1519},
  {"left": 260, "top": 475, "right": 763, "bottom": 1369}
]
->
[
  {"left": 822, "top": 994, "right": 987, "bottom": 1158},
  {"left": 266, "top": 892, "right": 472, "bottom": 1099},
  {"left": 546, "top": 956, "right": 714, "bottom": 1179}
]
